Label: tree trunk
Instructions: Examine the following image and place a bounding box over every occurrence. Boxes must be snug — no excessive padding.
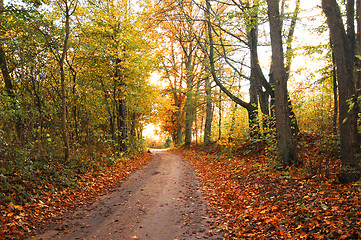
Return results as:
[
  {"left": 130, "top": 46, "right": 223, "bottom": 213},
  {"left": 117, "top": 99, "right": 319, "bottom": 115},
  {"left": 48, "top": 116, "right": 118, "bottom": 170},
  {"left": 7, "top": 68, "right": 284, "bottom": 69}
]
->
[
  {"left": 130, "top": 112, "right": 136, "bottom": 137},
  {"left": 204, "top": 75, "right": 213, "bottom": 145},
  {"left": 285, "top": 0, "right": 301, "bottom": 80},
  {"left": 288, "top": 95, "right": 300, "bottom": 135},
  {"left": 331, "top": 40, "right": 338, "bottom": 135},
  {"left": 117, "top": 97, "right": 127, "bottom": 150},
  {"left": 0, "top": 0, "right": 24, "bottom": 144},
  {"left": 206, "top": 0, "right": 258, "bottom": 138},
  {"left": 322, "top": 0, "right": 361, "bottom": 183},
  {"left": 59, "top": 1, "right": 72, "bottom": 160},
  {"left": 267, "top": 0, "right": 297, "bottom": 166},
  {"left": 175, "top": 112, "right": 183, "bottom": 145},
  {"left": 176, "top": 121, "right": 183, "bottom": 145},
  {"left": 60, "top": 64, "right": 70, "bottom": 160},
  {"left": 70, "top": 68, "right": 78, "bottom": 142},
  {"left": 248, "top": 23, "right": 260, "bottom": 138},
  {"left": 184, "top": 49, "right": 194, "bottom": 147},
  {"left": 114, "top": 57, "right": 128, "bottom": 151},
  {"left": 0, "top": 1, "right": 13, "bottom": 98},
  {"left": 356, "top": 0, "right": 361, "bottom": 130},
  {"left": 229, "top": 103, "right": 236, "bottom": 142},
  {"left": 30, "top": 72, "right": 44, "bottom": 140},
  {"left": 172, "top": 93, "right": 183, "bottom": 145},
  {"left": 0, "top": 46, "right": 14, "bottom": 98},
  {"left": 117, "top": 100, "right": 123, "bottom": 147},
  {"left": 218, "top": 88, "right": 222, "bottom": 141}
]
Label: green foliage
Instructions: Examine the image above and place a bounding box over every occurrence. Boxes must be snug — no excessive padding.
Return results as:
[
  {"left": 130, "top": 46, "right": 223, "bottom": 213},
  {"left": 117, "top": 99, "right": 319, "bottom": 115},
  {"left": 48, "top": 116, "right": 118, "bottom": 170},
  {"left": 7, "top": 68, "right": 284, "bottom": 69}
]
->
[
  {"left": 0, "top": 0, "right": 159, "bottom": 207},
  {"left": 164, "top": 138, "right": 172, "bottom": 148},
  {"left": 220, "top": 106, "right": 249, "bottom": 140},
  {"left": 125, "top": 137, "right": 147, "bottom": 155},
  {"left": 291, "top": 81, "right": 334, "bottom": 133},
  {"left": 259, "top": 115, "right": 278, "bottom": 161},
  {"left": 0, "top": 138, "right": 140, "bottom": 205}
]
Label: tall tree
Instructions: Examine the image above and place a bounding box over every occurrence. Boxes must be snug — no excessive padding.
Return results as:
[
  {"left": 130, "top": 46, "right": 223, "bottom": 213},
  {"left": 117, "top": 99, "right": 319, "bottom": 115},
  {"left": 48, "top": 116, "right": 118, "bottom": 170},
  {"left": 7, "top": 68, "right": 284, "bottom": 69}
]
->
[
  {"left": 205, "top": 0, "right": 260, "bottom": 138},
  {"left": 183, "top": 41, "right": 196, "bottom": 146},
  {"left": 0, "top": 0, "right": 14, "bottom": 99},
  {"left": 357, "top": 0, "right": 361, "bottom": 92},
  {"left": 322, "top": 0, "right": 361, "bottom": 182},
  {"left": 203, "top": 73, "right": 213, "bottom": 146},
  {"left": 37, "top": 0, "right": 78, "bottom": 160},
  {"left": 0, "top": 0, "right": 24, "bottom": 143},
  {"left": 267, "top": 0, "right": 297, "bottom": 166},
  {"left": 152, "top": 0, "right": 202, "bottom": 146},
  {"left": 59, "top": 0, "right": 77, "bottom": 160},
  {"left": 159, "top": 44, "right": 186, "bottom": 145}
]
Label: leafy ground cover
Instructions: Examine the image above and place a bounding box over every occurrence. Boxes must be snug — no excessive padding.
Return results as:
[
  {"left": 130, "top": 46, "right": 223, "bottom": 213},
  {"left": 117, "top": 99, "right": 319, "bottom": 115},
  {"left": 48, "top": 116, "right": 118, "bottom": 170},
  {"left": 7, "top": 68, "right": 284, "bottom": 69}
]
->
[
  {"left": 176, "top": 133, "right": 361, "bottom": 239},
  {"left": 0, "top": 151, "right": 152, "bottom": 239}
]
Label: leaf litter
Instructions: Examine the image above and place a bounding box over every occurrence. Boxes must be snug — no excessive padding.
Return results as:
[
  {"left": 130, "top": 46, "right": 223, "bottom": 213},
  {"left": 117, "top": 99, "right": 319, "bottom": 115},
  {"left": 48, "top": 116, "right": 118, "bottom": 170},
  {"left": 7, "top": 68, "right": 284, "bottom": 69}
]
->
[
  {"left": 175, "top": 139, "right": 361, "bottom": 239},
  {"left": 0, "top": 152, "right": 152, "bottom": 239}
]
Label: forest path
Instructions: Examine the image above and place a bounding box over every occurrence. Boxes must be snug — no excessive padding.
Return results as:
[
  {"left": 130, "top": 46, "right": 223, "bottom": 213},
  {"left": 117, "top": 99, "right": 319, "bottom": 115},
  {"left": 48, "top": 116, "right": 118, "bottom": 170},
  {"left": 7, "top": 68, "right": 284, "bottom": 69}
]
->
[{"left": 28, "top": 150, "right": 222, "bottom": 240}]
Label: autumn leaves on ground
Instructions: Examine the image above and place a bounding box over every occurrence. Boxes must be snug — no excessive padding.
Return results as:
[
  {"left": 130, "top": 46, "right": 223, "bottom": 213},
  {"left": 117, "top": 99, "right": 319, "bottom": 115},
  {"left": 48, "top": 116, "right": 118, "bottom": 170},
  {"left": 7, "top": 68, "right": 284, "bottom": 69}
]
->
[
  {"left": 178, "top": 139, "right": 361, "bottom": 239},
  {"left": 0, "top": 151, "right": 153, "bottom": 239},
  {"left": 1, "top": 136, "right": 361, "bottom": 239}
]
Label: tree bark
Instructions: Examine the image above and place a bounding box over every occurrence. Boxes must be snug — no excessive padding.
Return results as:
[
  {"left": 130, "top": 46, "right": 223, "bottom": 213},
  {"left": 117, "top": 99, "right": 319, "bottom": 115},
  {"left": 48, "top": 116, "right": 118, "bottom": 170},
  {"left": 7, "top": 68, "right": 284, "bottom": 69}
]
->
[
  {"left": 0, "top": 0, "right": 25, "bottom": 144},
  {"left": 267, "top": 0, "right": 297, "bottom": 166},
  {"left": 356, "top": 0, "right": 361, "bottom": 125},
  {"left": 218, "top": 88, "right": 222, "bottom": 141},
  {"left": 68, "top": 60, "right": 78, "bottom": 143},
  {"left": 0, "top": 0, "right": 13, "bottom": 98},
  {"left": 285, "top": 0, "right": 301, "bottom": 80},
  {"left": 184, "top": 46, "right": 195, "bottom": 147},
  {"left": 118, "top": 98, "right": 127, "bottom": 151},
  {"left": 0, "top": 46, "right": 14, "bottom": 98},
  {"left": 206, "top": 0, "right": 258, "bottom": 138},
  {"left": 114, "top": 58, "right": 128, "bottom": 151},
  {"left": 331, "top": 40, "right": 339, "bottom": 135},
  {"left": 59, "top": 0, "right": 72, "bottom": 160},
  {"left": 175, "top": 97, "right": 184, "bottom": 145},
  {"left": 248, "top": 21, "right": 260, "bottom": 138},
  {"left": 322, "top": 0, "right": 361, "bottom": 182},
  {"left": 204, "top": 75, "right": 213, "bottom": 145}
]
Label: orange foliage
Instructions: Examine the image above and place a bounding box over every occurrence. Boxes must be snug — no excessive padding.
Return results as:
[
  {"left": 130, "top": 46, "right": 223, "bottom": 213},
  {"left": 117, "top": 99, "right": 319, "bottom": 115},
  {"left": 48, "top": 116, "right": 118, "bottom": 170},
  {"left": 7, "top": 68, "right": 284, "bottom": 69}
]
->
[{"left": 158, "top": 92, "right": 186, "bottom": 138}]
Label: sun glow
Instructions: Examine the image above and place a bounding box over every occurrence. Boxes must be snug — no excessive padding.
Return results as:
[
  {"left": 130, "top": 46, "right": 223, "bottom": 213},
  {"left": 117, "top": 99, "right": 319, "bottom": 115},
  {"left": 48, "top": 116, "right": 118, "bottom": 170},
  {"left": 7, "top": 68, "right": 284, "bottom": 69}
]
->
[{"left": 143, "top": 123, "right": 160, "bottom": 141}]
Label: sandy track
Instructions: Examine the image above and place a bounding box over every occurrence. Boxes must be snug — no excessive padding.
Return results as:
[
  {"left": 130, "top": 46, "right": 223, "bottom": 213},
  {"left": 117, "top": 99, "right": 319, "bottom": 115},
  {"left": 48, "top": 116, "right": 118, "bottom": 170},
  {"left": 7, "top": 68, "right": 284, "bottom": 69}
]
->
[{"left": 29, "top": 150, "right": 222, "bottom": 240}]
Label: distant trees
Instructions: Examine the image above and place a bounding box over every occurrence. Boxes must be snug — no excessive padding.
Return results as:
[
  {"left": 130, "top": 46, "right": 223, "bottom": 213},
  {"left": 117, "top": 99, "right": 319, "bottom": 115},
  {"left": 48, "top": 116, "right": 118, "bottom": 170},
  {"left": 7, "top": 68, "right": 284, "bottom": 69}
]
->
[
  {"left": 158, "top": 42, "right": 187, "bottom": 145},
  {"left": 75, "top": 0, "right": 158, "bottom": 153},
  {"left": 157, "top": 0, "right": 300, "bottom": 157},
  {"left": 153, "top": 0, "right": 205, "bottom": 146},
  {"left": 157, "top": 0, "right": 360, "bottom": 181}
]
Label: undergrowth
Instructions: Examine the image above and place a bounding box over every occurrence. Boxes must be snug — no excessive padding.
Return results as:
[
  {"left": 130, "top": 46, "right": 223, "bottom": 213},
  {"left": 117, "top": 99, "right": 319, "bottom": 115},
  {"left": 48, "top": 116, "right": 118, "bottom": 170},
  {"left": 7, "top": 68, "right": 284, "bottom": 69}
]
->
[{"left": 0, "top": 139, "right": 151, "bottom": 239}]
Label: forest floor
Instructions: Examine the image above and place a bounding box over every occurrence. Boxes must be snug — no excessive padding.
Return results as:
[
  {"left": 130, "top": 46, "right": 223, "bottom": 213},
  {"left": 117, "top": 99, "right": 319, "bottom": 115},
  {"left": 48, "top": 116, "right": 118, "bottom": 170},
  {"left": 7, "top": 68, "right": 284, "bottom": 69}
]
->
[
  {"left": 176, "top": 137, "right": 361, "bottom": 239},
  {"left": 2, "top": 135, "right": 361, "bottom": 239},
  {"left": 23, "top": 150, "right": 223, "bottom": 240}
]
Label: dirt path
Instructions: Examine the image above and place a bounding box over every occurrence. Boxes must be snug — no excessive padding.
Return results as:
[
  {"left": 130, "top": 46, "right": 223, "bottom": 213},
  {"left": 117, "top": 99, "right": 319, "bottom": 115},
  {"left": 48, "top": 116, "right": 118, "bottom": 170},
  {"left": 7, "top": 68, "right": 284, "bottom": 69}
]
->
[{"left": 28, "top": 150, "right": 222, "bottom": 240}]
